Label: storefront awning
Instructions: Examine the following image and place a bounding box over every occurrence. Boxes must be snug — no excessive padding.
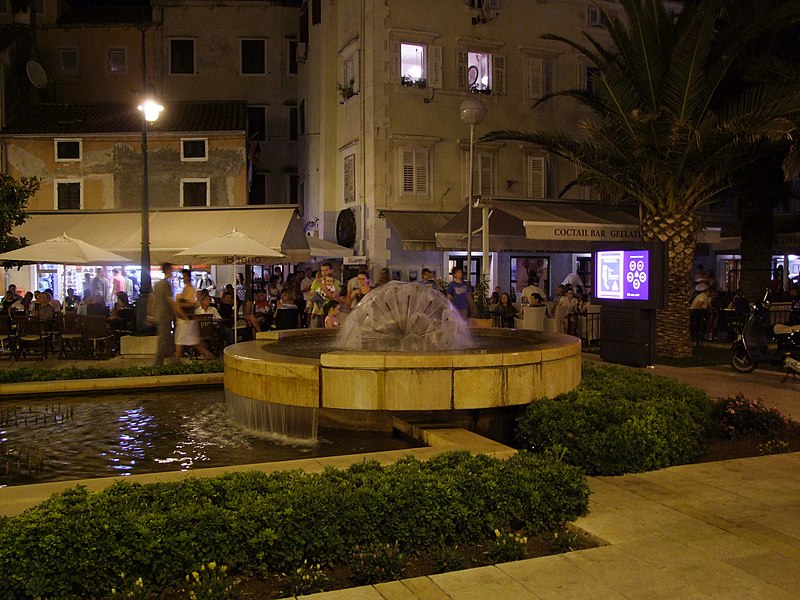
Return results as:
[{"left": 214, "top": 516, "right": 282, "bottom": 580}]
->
[
  {"left": 12, "top": 207, "right": 311, "bottom": 263},
  {"left": 436, "top": 199, "right": 719, "bottom": 252},
  {"left": 381, "top": 210, "right": 457, "bottom": 251}
]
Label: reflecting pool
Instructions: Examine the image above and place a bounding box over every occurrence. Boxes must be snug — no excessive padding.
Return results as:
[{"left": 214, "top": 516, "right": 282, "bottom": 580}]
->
[{"left": 0, "top": 388, "right": 419, "bottom": 487}]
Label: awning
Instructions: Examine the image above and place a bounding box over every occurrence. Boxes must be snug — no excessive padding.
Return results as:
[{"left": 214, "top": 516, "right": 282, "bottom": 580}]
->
[
  {"left": 12, "top": 207, "right": 311, "bottom": 263},
  {"left": 306, "top": 236, "right": 354, "bottom": 259},
  {"left": 436, "top": 199, "right": 718, "bottom": 252},
  {"left": 381, "top": 210, "right": 457, "bottom": 251}
]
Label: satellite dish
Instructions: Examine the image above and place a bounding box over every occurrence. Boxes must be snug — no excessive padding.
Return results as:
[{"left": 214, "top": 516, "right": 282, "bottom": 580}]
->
[{"left": 26, "top": 60, "right": 48, "bottom": 89}]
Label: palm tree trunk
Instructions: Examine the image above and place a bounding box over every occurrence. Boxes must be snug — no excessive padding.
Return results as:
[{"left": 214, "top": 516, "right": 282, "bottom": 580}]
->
[{"left": 641, "top": 212, "right": 696, "bottom": 358}]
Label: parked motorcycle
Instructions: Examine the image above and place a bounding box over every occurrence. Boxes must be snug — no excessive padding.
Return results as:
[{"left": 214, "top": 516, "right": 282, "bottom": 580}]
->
[{"left": 730, "top": 291, "right": 800, "bottom": 381}]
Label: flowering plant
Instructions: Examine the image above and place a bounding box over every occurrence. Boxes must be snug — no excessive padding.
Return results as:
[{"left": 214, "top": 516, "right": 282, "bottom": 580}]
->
[{"left": 711, "top": 394, "right": 789, "bottom": 439}]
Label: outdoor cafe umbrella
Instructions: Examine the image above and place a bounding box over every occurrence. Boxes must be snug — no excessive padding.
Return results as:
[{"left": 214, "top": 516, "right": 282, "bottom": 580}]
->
[
  {"left": 0, "top": 233, "right": 132, "bottom": 266},
  {"left": 174, "top": 229, "right": 287, "bottom": 336},
  {"left": 0, "top": 233, "right": 133, "bottom": 300}
]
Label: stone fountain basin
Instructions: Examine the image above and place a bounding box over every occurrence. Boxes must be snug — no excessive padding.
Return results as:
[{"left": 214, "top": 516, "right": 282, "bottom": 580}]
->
[{"left": 224, "top": 328, "right": 581, "bottom": 432}]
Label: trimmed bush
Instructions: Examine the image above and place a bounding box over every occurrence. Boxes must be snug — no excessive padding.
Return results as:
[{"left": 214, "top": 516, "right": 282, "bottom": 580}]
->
[
  {"left": 0, "top": 451, "right": 589, "bottom": 599},
  {"left": 516, "top": 363, "right": 713, "bottom": 475},
  {"left": 0, "top": 361, "right": 223, "bottom": 384}
]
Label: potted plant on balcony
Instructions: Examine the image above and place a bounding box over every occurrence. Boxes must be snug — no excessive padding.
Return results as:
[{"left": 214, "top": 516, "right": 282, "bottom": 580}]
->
[{"left": 337, "top": 79, "right": 357, "bottom": 103}]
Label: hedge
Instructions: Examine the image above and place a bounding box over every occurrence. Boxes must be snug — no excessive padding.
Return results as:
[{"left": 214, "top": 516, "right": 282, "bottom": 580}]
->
[
  {"left": 0, "top": 451, "right": 589, "bottom": 599},
  {"left": 516, "top": 363, "right": 713, "bottom": 475},
  {"left": 0, "top": 361, "right": 223, "bottom": 384}
]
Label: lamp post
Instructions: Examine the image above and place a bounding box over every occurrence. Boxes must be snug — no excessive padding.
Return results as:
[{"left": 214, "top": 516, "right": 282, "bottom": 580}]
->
[
  {"left": 135, "top": 96, "right": 163, "bottom": 332},
  {"left": 459, "top": 98, "right": 487, "bottom": 286}
]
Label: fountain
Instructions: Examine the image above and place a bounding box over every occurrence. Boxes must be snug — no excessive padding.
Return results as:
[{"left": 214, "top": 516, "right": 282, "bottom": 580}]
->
[{"left": 224, "top": 282, "right": 582, "bottom": 440}]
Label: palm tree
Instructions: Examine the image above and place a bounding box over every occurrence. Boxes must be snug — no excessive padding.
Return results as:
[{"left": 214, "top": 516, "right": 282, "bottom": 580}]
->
[{"left": 483, "top": 0, "right": 800, "bottom": 357}]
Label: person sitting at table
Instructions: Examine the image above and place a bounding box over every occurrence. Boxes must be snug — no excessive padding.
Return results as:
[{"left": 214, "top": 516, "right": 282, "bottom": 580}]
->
[
  {"left": 558, "top": 288, "right": 579, "bottom": 334},
  {"left": 196, "top": 291, "right": 221, "bottom": 319},
  {"left": 492, "top": 292, "right": 518, "bottom": 328},
  {"left": 110, "top": 291, "right": 132, "bottom": 319},
  {"left": 11, "top": 291, "right": 33, "bottom": 314},
  {"left": 36, "top": 292, "right": 56, "bottom": 321},
  {"left": 86, "top": 295, "right": 110, "bottom": 317},
  {"left": 63, "top": 288, "right": 80, "bottom": 311},
  {"left": 530, "top": 293, "right": 545, "bottom": 307},
  {"left": 252, "top": 289, "right": 274, "bottom": 332}
]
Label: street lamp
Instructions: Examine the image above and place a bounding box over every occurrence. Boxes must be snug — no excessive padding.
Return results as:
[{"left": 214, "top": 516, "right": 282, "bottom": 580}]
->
[
  {"left": 135, "top": 96, "right": 162, "bottom": 332},
  {"left": 459, "top": 97, "right": 487, "bottom": 286}
]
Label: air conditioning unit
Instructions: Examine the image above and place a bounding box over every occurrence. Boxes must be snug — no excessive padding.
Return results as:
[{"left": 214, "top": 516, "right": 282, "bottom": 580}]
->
[{"left": 295, "top": 42, "right": 308, "bottom": 64}]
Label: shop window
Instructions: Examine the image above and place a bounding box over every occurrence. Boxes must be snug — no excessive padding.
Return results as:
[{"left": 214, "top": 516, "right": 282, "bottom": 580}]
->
[
  {"left": 55, "top": 180, "right": 82, "bottom": 210},
  {"left": 55, "top": 139, "right": 81, "bottom": 162},
  {"left": 181, "top": 179, "right": 210, "bottom": 207},
  {"left": 108, "top": 48, "right": 126, "bottom": 73},
  {"left": 458, "top": 50, "right": 505, "bottom": 94},
  {"left": 181, "top": 138, "right": 207, "bottom": 161},
  {"left": 59, "top": 47, "right": 77, "bottom": 74},
  {"left": 399, "top": 146, "right": 429, "bottom": 197},
  {"left": 170, "top": 39, "right": 195, "bottom": 75},
  {"left": 241, "top": 39, "right": 266, "bottom": 75}
]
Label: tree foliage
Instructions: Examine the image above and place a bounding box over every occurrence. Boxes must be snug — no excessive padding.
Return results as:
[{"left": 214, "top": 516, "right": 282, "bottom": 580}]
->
[
  {"left": 482, "top": 0, "right": 800, "bottom": 356},
  {"left": 0, "top": 173, "right": 39, "bottom": 256}
]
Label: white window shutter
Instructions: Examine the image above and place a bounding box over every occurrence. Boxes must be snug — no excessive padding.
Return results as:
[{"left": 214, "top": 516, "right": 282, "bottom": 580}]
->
[
  {"left": 528, "top": 156, "right": 545, "bottom": 198},
  {"left": 344, "top": 154, "right": 356, "bottom": 203},
  {"left": 415, "top": 147, "right": 429, "bottom": 195},
  {"left": 479, "top": 153, "right": 493, "bottom": 195},
  {"left": 492, "top": 54, "right": 506, "bottom": 95},
  {"left": 352, "top": 51, "right": 360, "bottom": 92},
  {"left": 388, "top": 41, "right": 401, "bottom": 83},
  {"left": 402, "top": 148, "right": 415, "bottom": 194},
  {"left": 527, "top": 57, "right": 543, "bottom": 100},
  {"left": 457, "top": 49, "right": 468, "bottom": 90},
  {"left": 428, "top": 45, "right": 443, "bottom": 89}
]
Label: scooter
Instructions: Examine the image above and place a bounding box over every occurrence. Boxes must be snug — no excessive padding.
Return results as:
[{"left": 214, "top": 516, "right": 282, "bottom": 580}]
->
[{"left": 730, "top": 291, "right": 800, "bottom": 382}]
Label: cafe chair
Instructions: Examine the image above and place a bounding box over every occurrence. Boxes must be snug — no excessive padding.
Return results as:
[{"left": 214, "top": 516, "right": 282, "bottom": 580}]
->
[
  {"left": 14, "top": 316, "right": 50, "bottom": 360},
  {"left": 58, "top": 313, "right": 85, "bottom": 359},
  {"left": 83, "top": 315, "right": 115, "bottom": 359}
]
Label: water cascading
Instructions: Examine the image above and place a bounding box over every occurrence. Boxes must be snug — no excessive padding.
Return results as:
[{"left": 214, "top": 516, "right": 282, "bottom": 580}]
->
[{"left": 336, "top": 281, "right": 472, "bottom": 352}]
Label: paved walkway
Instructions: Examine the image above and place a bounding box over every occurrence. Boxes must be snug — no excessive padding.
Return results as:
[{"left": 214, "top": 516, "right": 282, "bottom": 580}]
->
[
  {"left": 309, "top": 452, "right": 800, "bottom": 599},
  {"left": 2, "top": 351, "right": 799, "bottom": 598}
]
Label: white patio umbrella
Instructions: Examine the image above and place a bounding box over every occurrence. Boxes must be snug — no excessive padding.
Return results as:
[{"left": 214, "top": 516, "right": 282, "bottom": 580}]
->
[
  {"left": 0, "top": 233, "right": 132, "bottom": 266},
  {"left": 174, "top": 229, "right": 287, "bottom": 337}
]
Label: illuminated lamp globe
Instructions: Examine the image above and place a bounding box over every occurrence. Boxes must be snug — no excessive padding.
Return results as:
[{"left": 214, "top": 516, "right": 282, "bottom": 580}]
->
[
  {"left": 459, "top": 97, "right": 487, "bottom": 126},
  {"left": 138, "top": 99, "right": 164, "bottom": 123}
]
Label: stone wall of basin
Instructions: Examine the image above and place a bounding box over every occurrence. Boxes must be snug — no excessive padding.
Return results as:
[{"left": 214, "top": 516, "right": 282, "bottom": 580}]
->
[{"left": 224, "top": 329, "right": 581, "bottom": 431}]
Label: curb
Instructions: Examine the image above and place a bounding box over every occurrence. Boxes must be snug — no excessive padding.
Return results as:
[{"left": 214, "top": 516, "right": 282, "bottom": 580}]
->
[{"left": 0, "top": 372, "right": 224, "bottom": 398}]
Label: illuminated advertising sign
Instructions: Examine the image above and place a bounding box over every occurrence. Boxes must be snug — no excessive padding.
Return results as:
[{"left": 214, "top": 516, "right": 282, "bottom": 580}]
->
[{"left": 595, "top": 250, "right": 649, "bottom": 301}]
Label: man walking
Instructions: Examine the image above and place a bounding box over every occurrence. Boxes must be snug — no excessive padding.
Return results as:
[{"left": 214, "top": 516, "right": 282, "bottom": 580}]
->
[
  {"left": 149, "top": 263, "right": 175, "bottom": 365},
  {"left": 447, "top": 267, "right": 473, "bottom": 319}
]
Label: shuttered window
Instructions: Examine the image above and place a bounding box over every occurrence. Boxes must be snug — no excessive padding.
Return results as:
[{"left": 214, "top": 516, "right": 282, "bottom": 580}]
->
[
  {"left": 527, "top": 155, "right": 547, "bottom": 199},
  {"left": 400, "top": 146, "right": 429, "bottom": 196},
  {"left": 526, "top": 56, "right": 553, "bottom": 102},
  {"left": 344, "top": 154, "right": 356, "bottom": 203},
  {"left": 470, "top": 151, "right": 494, "bottom": 197},
  {"left": 56, "top": 181, "right": 81, "bottom": 210}
]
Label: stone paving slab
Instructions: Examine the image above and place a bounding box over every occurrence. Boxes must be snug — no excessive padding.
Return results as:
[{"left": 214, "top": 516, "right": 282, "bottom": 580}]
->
[{"left": 309, "top": 452, "right": 800, "bottom": 599}]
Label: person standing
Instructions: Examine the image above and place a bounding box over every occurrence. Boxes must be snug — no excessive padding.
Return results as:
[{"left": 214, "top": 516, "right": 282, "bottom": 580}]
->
[
  {"left": 446, "top": 267, "right": 473, "bottom": 320},
  {"left": 149, "top": 263, "right": 175, "bottom": 365},
  {"left": 174, "top": 268, "right": 214, "bottom": 360},
  {"left": 91, "top": 267, "right": 109, "bottom": 304},
  {"left": 309, "top": 262, "right": 340, "bottom": 328},
  {"left": 111, "top": 268, "right": 127, "bottom": 297}
]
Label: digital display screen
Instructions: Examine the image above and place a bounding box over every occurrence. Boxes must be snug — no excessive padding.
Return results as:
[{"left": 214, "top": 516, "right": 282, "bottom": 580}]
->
[{"left": 595, "top": 250, "right": 650, "bottom": 301}]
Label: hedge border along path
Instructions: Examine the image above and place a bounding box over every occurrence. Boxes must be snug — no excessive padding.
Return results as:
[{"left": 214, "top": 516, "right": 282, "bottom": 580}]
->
[{"left": 0, "top": 451, "right": 589, "bottom": 600}]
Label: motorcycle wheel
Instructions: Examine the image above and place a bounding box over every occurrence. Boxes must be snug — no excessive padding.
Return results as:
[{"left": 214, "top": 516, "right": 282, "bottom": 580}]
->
[{"left": 730, "top": 352, "right": 758, "bottom": 373}]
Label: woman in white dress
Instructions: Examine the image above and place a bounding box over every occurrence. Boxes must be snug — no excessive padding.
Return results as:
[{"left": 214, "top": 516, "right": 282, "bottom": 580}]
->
[{"left": 174, "top": 269, "right": 214, "bottom": 360}]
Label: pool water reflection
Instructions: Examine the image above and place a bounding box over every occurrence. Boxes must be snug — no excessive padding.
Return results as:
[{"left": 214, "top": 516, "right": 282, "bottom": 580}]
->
[{"left": 0, "top": 389, "right": 419, "bottom": 487}]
